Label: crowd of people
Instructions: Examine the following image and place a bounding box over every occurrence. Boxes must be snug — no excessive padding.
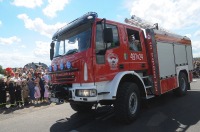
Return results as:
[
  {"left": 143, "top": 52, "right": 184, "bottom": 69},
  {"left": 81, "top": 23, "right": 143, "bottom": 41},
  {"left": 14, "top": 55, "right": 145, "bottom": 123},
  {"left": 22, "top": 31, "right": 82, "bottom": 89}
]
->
[
  {"left": 193, "top": 60, "right": 200, "bottom": 78},
  {"left": 0, "top": 66, "right": 50, "bottom": 110}
]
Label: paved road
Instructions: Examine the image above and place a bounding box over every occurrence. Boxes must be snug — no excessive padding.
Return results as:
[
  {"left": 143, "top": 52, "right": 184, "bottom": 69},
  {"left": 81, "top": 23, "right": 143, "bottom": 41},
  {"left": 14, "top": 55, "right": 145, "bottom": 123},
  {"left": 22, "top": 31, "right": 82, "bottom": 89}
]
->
[{"left": 1, "top": 79, "right": 200, "bottom": 132}]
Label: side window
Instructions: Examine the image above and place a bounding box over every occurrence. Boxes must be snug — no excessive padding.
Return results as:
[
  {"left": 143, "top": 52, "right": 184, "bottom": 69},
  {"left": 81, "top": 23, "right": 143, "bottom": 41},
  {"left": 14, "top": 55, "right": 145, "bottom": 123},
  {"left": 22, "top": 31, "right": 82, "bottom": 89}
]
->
[
  {"left": 95, "top": 24, "right": 120, "bottom": 53},
  {"left": 95, "top": 24, "right": 105, "bottom": 64},
  {"left": 126, "top": 29, "right": 142, "bottom": 52},
  {"left": 55, "top": 40, "right": 64, "bottom": 56},
  {"left": 106, "top": 24, "right": 119, "bottom": 48},
  {"left": 96, "top": 24, "right": 104, "bottom": 53},
  {"left": 95, "top": 23, "right": 120, "bottom": 64},
  {"left": 59, "top": 41, "right": 65, "bottom": 55}
]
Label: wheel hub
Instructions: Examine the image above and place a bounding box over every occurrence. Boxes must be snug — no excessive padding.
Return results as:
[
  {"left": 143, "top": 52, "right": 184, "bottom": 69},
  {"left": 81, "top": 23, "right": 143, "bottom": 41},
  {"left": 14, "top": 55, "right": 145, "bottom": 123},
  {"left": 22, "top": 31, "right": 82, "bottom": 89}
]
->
[
  {"left": 129, "top": 92, "right": 138, "bottom": 114},
  {"left": 180, "top": 77, "right": 186, "bottom": 91}
]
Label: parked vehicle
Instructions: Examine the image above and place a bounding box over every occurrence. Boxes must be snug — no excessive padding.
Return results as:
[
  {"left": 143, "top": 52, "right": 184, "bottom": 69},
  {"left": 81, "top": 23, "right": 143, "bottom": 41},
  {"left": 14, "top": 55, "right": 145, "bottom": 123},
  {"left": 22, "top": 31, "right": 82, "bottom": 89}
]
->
[{"left": 48, "top": 12, "right": 193, "bottom": 123}]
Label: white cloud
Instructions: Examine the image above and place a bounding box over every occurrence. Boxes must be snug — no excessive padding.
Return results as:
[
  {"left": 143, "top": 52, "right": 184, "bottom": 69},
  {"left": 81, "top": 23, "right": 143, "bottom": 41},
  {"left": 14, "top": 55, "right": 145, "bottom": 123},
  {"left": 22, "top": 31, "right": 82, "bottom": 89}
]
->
[
  {"left": 0, "top": 52, "right": 33, "bottom": 68},
  {"left": 43, "top": 0, "right": 70, "bottom": 18},
  {"left": 194, "top": 30, "right": 200, "bottom": 37},
  {"left": 20, "top": 45, "right": 26, "bottom": 48},
  {"left": 192, "top": 40, "right": 200, "bottom": 51},
  {"left": 17, "top": 14, "right": 66, "bottom": 38},
  {"left": 1, "top": 41, "right": 51, "bottom": 68},
  {"left": 0, "top": 36, "right": 21, "bottom": 45},
  {"left": 116, "top": 15, "right": 123, "bottom": 20},
  {"left": 33, "top": 41, "right": 51, "bottom": 66},
  {"left": 0, "top": 21, "right": 2, "bottom": 26},
  {"left": 0, "top": 41, "right": 51, "bottom": 68},
  {"left": 128, "top": 0, "right": 200, "bottom": 30},
  {"left": 192, "top": 40, "right": 200, "bottom": 58},
  {"left": 0, "top": 52, "right": 50, "bottom": 68},
  {"left": 12, "top": 0, "right": 43, "bottom": 8},
  {"left": 34, "top": 41, "right": 49, "bottom": 57}
]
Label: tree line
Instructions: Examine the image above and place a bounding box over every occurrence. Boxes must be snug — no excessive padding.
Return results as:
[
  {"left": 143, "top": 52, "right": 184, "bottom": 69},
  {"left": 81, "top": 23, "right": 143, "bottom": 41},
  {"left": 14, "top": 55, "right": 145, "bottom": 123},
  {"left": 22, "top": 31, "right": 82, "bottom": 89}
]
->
[{"left": 0, "top": 65, "right": 4, "bottom": 74}]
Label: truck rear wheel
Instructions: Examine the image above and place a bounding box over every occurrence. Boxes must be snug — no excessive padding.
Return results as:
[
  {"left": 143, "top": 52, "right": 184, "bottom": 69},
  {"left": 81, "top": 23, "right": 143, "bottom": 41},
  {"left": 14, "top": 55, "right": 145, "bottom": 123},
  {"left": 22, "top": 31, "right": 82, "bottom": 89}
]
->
[
  {"left": 70, "top": 103, "right": 93, "bottom": 113},
  {"left": 115, "top": 82, "right": 140, "bottom": 123},
  {"left": 173, "top": 72, "right": 188, "bottom": 96}
]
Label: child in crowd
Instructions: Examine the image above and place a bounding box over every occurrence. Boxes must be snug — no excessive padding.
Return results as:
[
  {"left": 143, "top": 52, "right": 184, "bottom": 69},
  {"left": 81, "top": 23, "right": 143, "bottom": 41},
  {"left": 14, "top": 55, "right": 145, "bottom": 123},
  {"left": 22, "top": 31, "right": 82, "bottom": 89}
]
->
[
  {"left": 21, "top": 73, "right": 29, "bottom": 106},
  {"left": 44, "top": 81, "right": 49, "bottom": 103},
  {"left": 34, "top": 81, "right": 41, "bottom": 104}
]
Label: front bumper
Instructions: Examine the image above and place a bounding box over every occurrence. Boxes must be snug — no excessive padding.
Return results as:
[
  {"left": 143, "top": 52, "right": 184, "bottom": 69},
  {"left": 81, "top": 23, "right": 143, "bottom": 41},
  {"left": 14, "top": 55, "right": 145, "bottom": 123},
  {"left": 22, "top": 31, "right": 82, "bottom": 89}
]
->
[{"left": 50, "top": 83, "right": 98, "bottom": 103}]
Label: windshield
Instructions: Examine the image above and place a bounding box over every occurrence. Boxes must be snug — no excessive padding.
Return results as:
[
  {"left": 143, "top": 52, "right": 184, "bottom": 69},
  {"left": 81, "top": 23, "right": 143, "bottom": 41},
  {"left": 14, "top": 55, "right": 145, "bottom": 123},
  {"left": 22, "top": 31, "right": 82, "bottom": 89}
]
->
[{"left": 54, "top": 24, "right": 91, "bottom": 57}]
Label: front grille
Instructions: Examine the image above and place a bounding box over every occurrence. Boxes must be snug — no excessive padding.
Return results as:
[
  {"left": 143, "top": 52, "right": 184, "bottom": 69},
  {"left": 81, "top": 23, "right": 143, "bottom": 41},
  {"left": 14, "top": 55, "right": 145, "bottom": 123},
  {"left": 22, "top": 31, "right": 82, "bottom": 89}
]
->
[
  {"left": 51, "top": 84, "right": 72, "bottom": 101},
  {"left": 55, "top": 75, "right": 75, "bottom": 82},
  {"left": 49, "top": 68, "right": 78, "bottom": 74}
]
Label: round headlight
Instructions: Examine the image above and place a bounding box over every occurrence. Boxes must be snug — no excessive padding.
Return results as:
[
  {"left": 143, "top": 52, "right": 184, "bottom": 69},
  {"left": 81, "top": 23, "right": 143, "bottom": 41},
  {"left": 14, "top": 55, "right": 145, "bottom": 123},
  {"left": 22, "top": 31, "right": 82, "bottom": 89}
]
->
[
  {"left": 48, "top": 65, "right": 52, "bottom": 72},
  {"left": 66, "top": 61, "right": 71, "bottom": 69},
  {"left": 54, "top": 65, "right": 57, "bottom": 71},
  {"left": 60, "top": 63, "right": 64, "bottom": 70}
]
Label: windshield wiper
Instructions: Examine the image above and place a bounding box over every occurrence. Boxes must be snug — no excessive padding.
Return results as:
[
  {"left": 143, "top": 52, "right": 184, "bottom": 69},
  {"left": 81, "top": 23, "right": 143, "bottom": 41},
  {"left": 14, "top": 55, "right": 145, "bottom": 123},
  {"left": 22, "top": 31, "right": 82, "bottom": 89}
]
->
[{"left": 65, "top": 49, "right": 78, "bottom": 55}]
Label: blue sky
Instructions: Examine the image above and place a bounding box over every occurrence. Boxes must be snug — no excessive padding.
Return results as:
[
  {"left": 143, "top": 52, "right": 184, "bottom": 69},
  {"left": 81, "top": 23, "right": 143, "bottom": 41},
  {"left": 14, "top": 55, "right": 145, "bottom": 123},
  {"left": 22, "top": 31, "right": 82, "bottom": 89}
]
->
[{"left": 0, "top": 0, "right": 200, "bottom": 68}]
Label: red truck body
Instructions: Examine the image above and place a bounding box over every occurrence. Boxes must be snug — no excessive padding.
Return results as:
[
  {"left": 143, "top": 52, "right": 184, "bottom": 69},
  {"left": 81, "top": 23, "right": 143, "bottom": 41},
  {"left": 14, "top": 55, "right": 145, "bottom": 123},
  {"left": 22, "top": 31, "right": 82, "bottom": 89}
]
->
[{"left": 49, "top": 12, "right": 193, "bottom": 123}]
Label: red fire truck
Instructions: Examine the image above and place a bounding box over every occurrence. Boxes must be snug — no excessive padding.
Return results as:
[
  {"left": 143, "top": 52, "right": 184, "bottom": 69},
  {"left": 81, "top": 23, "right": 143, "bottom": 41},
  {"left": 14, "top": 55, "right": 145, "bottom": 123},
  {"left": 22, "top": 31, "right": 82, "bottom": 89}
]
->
[{"left": 49, "top": 12, "right": 193, "bottom": 123}]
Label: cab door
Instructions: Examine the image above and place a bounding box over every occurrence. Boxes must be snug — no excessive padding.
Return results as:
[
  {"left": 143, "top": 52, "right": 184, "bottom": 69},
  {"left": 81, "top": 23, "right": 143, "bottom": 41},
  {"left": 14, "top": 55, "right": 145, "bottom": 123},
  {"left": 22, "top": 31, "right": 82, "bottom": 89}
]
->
[
  {"left": 125, "top": 27, "right": 148, "bottom": 71},
  {"left": 94, "top": 22, "right": 125, "bottom": 82}
]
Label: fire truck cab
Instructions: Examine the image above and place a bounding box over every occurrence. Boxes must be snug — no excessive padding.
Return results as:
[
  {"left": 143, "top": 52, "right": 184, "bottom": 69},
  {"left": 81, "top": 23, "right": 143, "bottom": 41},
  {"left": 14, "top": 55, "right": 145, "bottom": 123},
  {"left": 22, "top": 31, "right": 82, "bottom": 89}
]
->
[{"left": 49, "top": 12, "right": 193, "bottom": 123}]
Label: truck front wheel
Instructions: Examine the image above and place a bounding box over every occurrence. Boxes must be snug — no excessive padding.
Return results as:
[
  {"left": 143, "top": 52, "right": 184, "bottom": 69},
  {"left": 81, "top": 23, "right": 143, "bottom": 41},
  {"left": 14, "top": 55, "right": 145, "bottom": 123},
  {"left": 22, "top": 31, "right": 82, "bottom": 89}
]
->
[
  {"left": 115, "top": 82, "right": 140, "bottom": 123},
  {"left": 70, "top": 103, "right": 93, "bottom": 113}
]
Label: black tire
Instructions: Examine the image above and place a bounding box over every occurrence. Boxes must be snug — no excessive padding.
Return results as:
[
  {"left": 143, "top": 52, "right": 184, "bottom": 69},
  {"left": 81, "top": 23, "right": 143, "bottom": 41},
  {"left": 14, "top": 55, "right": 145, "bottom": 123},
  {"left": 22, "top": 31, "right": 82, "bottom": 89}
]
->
[
  {"left": 173, "top": 72, "right": 188, "bottom": 96},
  {"left": 70, "top": 103, "right": 93, "bottom": 113},
  {"left": 115, "top": 82, "right": 140, "bottom": 123}
]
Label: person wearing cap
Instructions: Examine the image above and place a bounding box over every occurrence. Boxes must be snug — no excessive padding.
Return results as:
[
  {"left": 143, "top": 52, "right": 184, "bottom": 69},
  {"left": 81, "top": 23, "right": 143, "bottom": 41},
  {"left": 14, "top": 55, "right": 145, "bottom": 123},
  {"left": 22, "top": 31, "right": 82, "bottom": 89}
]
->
[{"left": 0, "top": 76, "right": 7, "bottom": 109}]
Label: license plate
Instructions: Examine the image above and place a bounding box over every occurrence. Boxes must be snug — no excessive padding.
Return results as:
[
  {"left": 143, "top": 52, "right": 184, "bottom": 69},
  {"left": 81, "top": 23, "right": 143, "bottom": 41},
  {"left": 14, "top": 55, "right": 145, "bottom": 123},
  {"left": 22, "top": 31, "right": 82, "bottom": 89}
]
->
[{"left": 50, "top": 98, "right": 59, "bottom": 103}]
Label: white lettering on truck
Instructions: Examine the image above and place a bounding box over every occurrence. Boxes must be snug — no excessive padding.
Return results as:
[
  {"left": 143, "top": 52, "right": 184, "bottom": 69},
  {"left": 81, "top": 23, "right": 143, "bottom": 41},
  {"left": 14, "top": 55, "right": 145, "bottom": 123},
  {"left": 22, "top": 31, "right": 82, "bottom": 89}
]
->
[{"left": 130, "top": 53, "right": 144, "bottom": 60}]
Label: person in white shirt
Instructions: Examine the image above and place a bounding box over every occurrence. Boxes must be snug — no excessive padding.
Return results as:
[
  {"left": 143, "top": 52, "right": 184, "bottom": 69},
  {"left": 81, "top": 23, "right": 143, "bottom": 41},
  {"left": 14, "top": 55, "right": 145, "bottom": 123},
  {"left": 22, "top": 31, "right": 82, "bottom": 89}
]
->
[
  {"left": 14, "top": 72, "right": 23, "bottom": 107},
  {"left": 128, "top": 35, "right": 139, "bottom": 51}
]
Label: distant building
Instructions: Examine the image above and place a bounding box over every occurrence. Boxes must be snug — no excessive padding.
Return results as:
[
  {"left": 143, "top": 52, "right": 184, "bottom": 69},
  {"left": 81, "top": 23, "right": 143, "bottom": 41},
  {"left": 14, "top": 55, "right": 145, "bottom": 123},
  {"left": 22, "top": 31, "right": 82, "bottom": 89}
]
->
[{"left": 24, "top": 62, "right": 48, "bottom": 70}]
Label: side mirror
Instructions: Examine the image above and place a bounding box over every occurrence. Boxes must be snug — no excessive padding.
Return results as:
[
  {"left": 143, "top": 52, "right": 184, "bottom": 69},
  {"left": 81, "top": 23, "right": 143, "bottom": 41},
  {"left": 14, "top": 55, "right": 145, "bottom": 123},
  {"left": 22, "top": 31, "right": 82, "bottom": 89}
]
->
[
  {"left": 50, "top": 41, "right": 55, "bottom": 49},
  {"left": 103, "top": 28, "right": 113, "bottom": 43},
  {"left": 50, "top": 41, "right": 55, "bottom": 61},
  {"left": 50, "top": 49, "right": 54, "bottom": 61}
]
